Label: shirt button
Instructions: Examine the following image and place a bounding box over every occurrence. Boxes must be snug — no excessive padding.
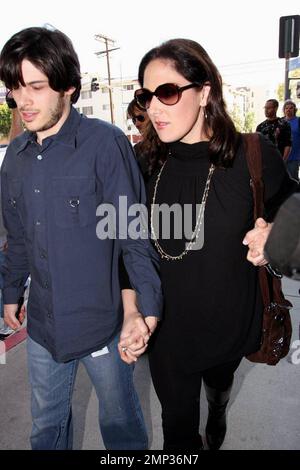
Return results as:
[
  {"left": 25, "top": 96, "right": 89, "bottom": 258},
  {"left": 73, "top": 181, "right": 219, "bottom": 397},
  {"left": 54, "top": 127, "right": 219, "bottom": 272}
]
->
[
  {"left": 46, "top": 310, "right": 52, "bottom": 318},
  {"left": 36, "top": 220, "right": 41, "bottom": 226},
  {"left": 40, "top": 251, "right": 47, "bottom": 259},
  {"left": 37, "top": 154, "right": 43, "bottom": 161},
  {"left": 44, "top": 281, "right": 49, "bottom": 289},
  {"left": 34, "top": 188, "right": 41, "bottom": 193}
]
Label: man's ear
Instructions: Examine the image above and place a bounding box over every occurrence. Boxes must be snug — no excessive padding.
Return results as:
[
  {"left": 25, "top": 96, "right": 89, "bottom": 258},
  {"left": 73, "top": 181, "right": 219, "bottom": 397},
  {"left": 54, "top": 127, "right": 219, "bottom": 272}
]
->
[{"left": 65, "top": 87, "right": 76, "bottom": 97}]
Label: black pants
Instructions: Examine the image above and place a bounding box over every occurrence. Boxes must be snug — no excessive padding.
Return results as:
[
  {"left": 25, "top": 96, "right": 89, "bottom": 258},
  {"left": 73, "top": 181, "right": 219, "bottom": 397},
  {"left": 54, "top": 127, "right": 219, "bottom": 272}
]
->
[{"left": 149, "top": 352, "right": 242, "bottom": 451}]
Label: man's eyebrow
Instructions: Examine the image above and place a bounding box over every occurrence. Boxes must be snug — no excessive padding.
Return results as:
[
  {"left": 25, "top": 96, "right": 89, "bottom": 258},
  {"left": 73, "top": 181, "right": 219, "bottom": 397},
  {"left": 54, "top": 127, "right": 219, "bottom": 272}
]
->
[{"left": 26, "top": 80, "right": 48, "bottom": 85}]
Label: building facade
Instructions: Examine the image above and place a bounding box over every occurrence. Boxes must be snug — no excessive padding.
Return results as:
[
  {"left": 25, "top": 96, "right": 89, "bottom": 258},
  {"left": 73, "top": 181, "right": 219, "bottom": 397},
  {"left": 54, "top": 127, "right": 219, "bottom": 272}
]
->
[{"left": 75, "top": 74, "right": 141, "bottom": 142}]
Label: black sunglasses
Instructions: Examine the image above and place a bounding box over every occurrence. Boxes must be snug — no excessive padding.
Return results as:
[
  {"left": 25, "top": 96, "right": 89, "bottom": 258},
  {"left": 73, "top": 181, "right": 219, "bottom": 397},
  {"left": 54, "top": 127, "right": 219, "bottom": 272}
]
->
[
  {"left": 132, "top": 114, "right": 145, "bottom": 124},
  {"left": 134, "top": 82, "right": 201, "bottom": 110}
]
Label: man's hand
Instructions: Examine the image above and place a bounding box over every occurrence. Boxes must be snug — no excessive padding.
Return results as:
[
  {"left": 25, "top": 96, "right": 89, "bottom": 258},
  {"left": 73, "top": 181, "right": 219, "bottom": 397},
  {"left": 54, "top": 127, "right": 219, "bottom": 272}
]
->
[
  {"left": 119, "top": 289, "right": 158, "bottom": 364},
  {"left": 144, "top": 316, "right": 158, "bottom": 336},
  {"left": 243, "top": 218, "right": 272, "bottom": 266},
  {"left": 4, "top": 303, "right": 26, "bottom": 330}
]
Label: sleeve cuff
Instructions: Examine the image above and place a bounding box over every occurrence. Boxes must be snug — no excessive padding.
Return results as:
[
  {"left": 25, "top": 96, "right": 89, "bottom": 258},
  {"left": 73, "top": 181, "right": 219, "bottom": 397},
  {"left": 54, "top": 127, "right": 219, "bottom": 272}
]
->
[
  {"left": 119, "top": 256, "right": 132, "bottom": 290},
  {"left": 3, "top": 287, "right": 25, "bottom": 305},
  {"left": 136, "top": 287, "right": 163, "bottom": 319}
]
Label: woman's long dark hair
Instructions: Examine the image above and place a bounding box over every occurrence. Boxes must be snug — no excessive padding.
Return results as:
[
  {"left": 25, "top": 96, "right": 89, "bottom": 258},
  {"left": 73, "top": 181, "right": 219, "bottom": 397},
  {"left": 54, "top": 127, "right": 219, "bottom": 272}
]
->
[
  {"left": 138, "top": 38, "right": 239, "bottom": 170},
  {"left": 138, "top": 121, "right": 168, "bottom": 177}
]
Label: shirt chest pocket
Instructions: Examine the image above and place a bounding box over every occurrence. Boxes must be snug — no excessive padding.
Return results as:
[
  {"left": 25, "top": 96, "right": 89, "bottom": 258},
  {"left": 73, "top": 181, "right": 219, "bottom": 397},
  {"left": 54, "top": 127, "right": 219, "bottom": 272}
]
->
[
  {"left": 8, "top": 178, "right": 23, "bottom": 212},
  {"left": 53, "top": 177, "right": 97, "bottom": 229}
]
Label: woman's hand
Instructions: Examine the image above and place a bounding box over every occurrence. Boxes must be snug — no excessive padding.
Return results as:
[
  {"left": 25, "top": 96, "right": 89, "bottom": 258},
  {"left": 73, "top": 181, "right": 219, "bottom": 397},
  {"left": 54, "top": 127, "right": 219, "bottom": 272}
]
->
[{"left": 243, "top": 218, "right": 273, "bottom": 266}]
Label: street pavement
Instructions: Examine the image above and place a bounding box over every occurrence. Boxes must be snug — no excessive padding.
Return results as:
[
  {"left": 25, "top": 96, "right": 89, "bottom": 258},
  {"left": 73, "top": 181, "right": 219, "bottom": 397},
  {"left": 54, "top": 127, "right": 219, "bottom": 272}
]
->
[{"left": 0, "top": 277, "right": 299, "bottom": 450}]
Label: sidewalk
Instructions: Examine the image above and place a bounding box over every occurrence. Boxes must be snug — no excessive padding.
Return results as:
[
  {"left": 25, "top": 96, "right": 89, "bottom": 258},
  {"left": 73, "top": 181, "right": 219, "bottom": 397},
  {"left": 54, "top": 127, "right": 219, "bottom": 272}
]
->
[{"left": 0, "top": 278, "right": 299, "bottom": 450}]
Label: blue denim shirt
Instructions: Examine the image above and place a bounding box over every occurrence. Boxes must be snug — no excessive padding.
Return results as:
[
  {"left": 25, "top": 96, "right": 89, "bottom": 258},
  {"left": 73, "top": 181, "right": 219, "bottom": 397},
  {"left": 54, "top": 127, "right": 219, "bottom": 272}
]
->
[{"left": 1, "top": 107, "right": 162, "bottom": 362}]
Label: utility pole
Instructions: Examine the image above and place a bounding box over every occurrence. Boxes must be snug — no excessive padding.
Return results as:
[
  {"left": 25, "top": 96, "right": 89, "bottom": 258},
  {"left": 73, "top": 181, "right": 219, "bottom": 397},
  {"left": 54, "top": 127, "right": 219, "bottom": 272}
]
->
[{"left": 94, "top": 34, "right": 120, "bottom": 124}]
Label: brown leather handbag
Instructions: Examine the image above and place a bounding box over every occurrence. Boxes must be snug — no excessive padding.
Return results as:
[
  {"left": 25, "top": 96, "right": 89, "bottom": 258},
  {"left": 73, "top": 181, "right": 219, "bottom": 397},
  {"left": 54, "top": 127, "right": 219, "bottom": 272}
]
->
[{"left": 243, "top": 133, "right": 292, "bottom": 365}]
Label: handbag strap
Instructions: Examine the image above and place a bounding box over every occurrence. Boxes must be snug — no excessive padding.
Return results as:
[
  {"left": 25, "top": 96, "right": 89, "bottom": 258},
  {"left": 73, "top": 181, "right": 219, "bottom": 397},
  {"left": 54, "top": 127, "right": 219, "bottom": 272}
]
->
[
  {"left": 243, "top": 133, "right": 291, "bottom": 307},
  {"left": 243, "top": 133, "right": 264, "bottom": 219},
  {"left": 243, "top": 133, "right": 273, "bottom": 306},
  {"left": 243, "top": 133, "right": 292, "bottom": 311}
]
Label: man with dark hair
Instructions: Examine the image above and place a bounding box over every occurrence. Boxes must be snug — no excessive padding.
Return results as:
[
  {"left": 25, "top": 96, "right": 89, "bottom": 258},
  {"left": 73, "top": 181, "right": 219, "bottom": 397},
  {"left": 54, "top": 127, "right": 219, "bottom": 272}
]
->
[
  {"left": 256, "top": 99, "right": 292, "bottom": 159},
  {"left": 0, "top": 27, "right": 162, "bottom": 450}
]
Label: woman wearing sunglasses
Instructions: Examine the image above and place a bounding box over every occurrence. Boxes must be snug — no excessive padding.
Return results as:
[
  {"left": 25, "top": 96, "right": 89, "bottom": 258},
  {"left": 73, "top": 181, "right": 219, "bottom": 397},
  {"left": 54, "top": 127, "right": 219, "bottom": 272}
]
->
[
  {"left": 127, "top": 99, "right": 149, "bottom": 135},
  {"left": 120, "top": 38, "right": 297, "bottom": 451},
  {"left": 127, "top": 99, "right": 165, "bottom": 182},
  {"left": 127, "top": 99, "right": 151, "bottom": 180}
]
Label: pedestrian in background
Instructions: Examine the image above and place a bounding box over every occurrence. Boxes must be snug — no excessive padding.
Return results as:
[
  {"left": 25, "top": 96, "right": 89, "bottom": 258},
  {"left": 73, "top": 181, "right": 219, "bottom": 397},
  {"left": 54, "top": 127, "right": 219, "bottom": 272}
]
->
[
  {"left": 127, "top": 99, "right": 149, "bottom": 137},
  {"left": 127, "top": 99, "right": 150, "bottom": 179},
  {"left": 256, "top": 98, "right": 291, "bottom": 160},
  {"left": 283, "top": 99, "right": 300, "bottom": 181},
  {"left": 127, "top": 98, "right": 166, "bottom": 183}
]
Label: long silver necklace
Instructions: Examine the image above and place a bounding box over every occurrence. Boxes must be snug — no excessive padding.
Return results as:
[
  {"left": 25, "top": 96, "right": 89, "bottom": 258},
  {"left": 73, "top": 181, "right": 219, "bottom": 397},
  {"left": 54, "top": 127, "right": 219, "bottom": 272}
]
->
[{"left": 150, "top": 153, "right": 215, "bottom": 261}]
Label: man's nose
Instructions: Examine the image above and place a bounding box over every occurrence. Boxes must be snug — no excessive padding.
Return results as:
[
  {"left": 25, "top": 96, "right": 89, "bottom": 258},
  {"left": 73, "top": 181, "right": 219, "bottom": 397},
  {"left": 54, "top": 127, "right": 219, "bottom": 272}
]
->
[{"left": 14, "top": 87, "right": 32, "bottom": 108}]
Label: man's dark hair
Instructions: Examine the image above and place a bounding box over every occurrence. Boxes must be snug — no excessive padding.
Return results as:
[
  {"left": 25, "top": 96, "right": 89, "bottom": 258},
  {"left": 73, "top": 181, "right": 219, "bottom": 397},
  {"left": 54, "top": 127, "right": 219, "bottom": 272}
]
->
[
  {"left": 266, "top": 99, "right": 279, "bottom": 109},
  {"left": 283, "top": 99, "right": 297, "bottom": 113},
  {"left": 0, "top": 27, "right": 81, "bottom": 103}
]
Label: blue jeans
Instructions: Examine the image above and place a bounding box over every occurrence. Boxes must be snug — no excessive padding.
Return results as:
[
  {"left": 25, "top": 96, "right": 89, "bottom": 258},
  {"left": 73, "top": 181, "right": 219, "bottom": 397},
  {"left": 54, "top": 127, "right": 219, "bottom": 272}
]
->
[{"left": 27, "top": 334, "right": 148, "bottom": 450}]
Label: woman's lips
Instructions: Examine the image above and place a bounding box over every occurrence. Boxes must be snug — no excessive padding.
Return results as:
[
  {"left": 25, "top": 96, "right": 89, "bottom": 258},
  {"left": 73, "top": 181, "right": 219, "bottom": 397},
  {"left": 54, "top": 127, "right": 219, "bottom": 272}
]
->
[{"left": 155, "top": 121, "right": 168, "bottom": 130}]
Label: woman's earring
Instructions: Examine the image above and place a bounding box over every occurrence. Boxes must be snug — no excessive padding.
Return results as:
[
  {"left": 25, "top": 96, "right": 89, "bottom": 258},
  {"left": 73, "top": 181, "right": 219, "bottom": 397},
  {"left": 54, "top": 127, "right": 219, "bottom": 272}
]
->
[{"left": 204, "top": 107, "right": 208, "bottom": 120}]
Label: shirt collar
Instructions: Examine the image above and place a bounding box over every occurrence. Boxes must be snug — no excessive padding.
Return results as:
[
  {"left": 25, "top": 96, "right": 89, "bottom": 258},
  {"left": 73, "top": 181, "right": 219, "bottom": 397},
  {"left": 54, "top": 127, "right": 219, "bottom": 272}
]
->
[
  {"left": 51, "top": 106, "right": 81, "bottom": 148},
  {"left": 16, "top": 132, "right": 35, "bottom": 154},
  {"left": 16, "top": 106, "right": 81, "bottom": 155}
]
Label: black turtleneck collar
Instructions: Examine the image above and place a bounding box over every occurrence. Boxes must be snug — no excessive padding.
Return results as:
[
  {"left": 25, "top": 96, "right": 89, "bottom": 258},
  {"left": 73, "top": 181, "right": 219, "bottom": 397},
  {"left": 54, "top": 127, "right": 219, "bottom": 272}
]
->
[{"left": 168, "top": 140, "right": 210, "bottom": 161}]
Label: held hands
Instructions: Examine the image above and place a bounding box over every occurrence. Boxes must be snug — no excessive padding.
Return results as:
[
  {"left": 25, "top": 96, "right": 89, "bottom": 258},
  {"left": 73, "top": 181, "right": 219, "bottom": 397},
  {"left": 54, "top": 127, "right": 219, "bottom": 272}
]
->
[
  {"left": 243, "top": 217, "right": 272, "bottom": 266},
  {"left": 4, "top": 303, "right": 26, "bottom": 330},
  {"left": 118, "top": 311, "right": 158, "bottom": 364}
]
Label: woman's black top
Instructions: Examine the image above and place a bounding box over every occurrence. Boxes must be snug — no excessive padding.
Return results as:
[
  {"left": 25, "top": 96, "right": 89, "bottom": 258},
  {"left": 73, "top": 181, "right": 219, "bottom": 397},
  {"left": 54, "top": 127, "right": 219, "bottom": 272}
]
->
[{"left": 121, "top": 135, "right": 297, "bottom": 373}]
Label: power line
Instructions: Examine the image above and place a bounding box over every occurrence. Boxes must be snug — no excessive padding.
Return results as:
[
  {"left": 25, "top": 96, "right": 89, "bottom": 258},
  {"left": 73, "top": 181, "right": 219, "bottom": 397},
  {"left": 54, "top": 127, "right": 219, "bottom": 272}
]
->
[{"left": 219, "top": 57, "right": 282, "bottom": 69}]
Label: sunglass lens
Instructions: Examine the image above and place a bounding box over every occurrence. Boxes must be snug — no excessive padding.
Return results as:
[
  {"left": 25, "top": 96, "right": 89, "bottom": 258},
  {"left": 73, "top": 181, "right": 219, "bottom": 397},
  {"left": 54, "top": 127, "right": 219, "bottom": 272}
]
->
[
  {"left": 132, "top": 115, "right": 145, "bottom": 124},
  {"left": 156, "top": 84, "right": 179, "bottom": 105}
]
